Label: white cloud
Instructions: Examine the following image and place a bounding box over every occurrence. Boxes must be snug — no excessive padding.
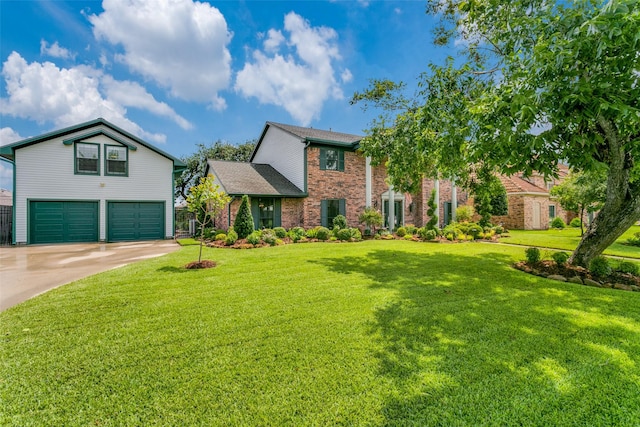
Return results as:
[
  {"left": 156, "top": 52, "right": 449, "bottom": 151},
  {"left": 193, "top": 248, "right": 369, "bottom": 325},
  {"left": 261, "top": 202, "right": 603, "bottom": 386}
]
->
[
  {"left": 40, "top": 40, "right": 76, "bottom": 60},
  {"left": 0, "top": 127, "right": 24, "bottom": 145},
  {"left": 0, "top": 51, "right": 187, "bottom": 144},
  {"left": 235, "top": 12, "right": 350, "bottom": 126},
  {"left": 89, "top": 0, "right": 232, "bottom": 110}
]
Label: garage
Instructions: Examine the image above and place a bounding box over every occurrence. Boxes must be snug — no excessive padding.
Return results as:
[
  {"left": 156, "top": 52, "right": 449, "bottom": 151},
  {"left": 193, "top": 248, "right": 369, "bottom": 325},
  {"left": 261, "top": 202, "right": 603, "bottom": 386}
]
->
[
  {"left": 29, "top": 201, "right": 99, "bottom": 244},
  {"left": 107, "top": 201, "right": 165, "bottom": 242}
]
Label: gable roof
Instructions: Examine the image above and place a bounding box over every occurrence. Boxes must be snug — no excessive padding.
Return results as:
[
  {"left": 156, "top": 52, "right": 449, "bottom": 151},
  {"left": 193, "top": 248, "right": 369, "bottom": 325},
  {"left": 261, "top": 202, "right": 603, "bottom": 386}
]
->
[
  {"left": 251, "top": 121, "right": 362, "bottom": 161},
  {"left": 0, "top": 118, "right": 186, "bottom": 172},
  {"left": 499, "top": 174, "right": 549, "bottom": 195},
  {"left": 207, "top": 160, "right": 305, "bottom": 197}
]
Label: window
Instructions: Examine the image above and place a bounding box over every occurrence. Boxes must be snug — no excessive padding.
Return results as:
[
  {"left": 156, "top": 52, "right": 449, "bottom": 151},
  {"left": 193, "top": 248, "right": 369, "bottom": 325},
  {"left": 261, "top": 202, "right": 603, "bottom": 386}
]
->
[
  {"left": 321, "top": 199, "right": 345, "bottom": 227},
  {"left": 75, "top": 142, "right": 100, "bottom": 175},
  {"left": 257, "top": 198, "right": 275, "bottom": 229},
  {"left": 549, "top": 204, "right": 556, "bottom": 220},
  {"left": 105, "top": 145, "right": 128, "bottom": 176},
  {"left": 319, "top": 148, "right": 344, "bottom": 171}
]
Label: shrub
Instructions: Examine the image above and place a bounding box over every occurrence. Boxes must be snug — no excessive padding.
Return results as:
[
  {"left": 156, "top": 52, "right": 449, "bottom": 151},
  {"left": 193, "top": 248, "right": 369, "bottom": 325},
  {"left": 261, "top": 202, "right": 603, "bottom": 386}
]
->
[
  {"left": 275, "top": 239, "right": 284, "bottom": 246},
  {"left": 333, "top": 214, "right": 348, "bottom": 230},
  {"left": 589, "top": 256, "right": 612, "bottom": 277},
  {"left": 456, "top": 205, "right": 474, "bottom": 222},
  {"left": 329, "top": 236, "right": 338, "bottom": 241},
  {"left": 214, "top": 233, "right": 227, "bottom": 241},
  {"left": 316, "top": 227, "right": 331, "bottom": 241},
  {"left": 396, "top": 227, "right": 407, "bottom": 237},
  {"left": 569, "top": 218, "right": 582, "bottom": 228},
  {"left": 525, "top": 247, "right": 541, "bottom": 264},
  {"left": 615, "top": 261, "right": 639, "bottom": 276},
  {"left": 288, "top": 227, "right": 306, "bottom": 242},
  {"left": 423, "top": 229, "right": 437, "bottom": 241},
  {"left": 426, "top": 189, "right": 438, "bottom": 230},
  {"left": 626, "top": 232, "right": 640, "bottom": 247},
  {"left": 405, "top": 224, "right": 417, "bottom": 235},
  {"left": 202, "top": 228, "right": 217, "bottom": 240},
  {"left": 550, "top": 217, "right": 566, "bottom": 229},
  {"left": 493, "top": 225, "right": 504, "bottom": 235},
  {"left": 225, "top": 229, "right": 238, "bottom": 246},
  {"left": 467, "top": 223, "right": 484, "bottom": 239},
  {"left": 234, "top": 195, "right": 255, "bottom": 239},
  {"left": 274, "top": 227, "right": 287, "bottom": 238},
  {"left": 551, "top": 251, "right": 570, "bottom": 265},
  {"left": 350, "top": 228, "right": 362, "bottom": 241},
  {"left": 246, "top": 231, "right": 261, "bottom": 245},
  {"left": 403, "top": 234, "right": 413, "bottom": 240},
  {"left": 336, "top": 228, "right": 352, "bottom": 241},
  {"left": 262, "top": 229, "right": 277, "bottom": 246},
  {"left": 442, "top": 222, "right": 462, "bottom": 239}
]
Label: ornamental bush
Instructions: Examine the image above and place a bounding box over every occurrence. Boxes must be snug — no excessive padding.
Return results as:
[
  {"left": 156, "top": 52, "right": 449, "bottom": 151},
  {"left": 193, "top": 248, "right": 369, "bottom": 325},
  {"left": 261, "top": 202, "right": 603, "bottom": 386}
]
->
[
  {"left": 550, "top": 217, "right": 566, "bottom": 229},
  {"left": 333, "top": 214, "right": 348, "bottom": 230},
  {"left": 456, "top": 205, "right": 474, "bottom": 222},
  {"left": 316, "top": 227, "right": 331, "bottom": 241},
  {"left": 349, "top": 228, "right": 362, "bottom": 241},
  {"left": 551, "top": 251, "right": 570, "bottom": 265},
  {"left": 467, "top": 223, "right": 484, "bottom": 239},
  {"left": 234, "top": 195, "right": 255, "bottom": 239},
  {"left": 569, "top": 218, "right": 582, "bottom": 228},
  {"left": 615, "top": 261, "right": 639, "bottom": 276},
  {"left": 525, "top": 247, "right": 541, "bottom": 264},
  {"left": 396, "top": 227, "right": 407, "bottom": 237},
  {"left": 589, "top": 256, "right": 612, "bottom": 277},
  {"left": 274, "top": 227, "right": 287, "bottom": 238},
  {"left": 423, "top": 229, "right": 437, "bottom": 241},
  {"left": 225, "top": 229, "right": 238, "bottom": 246},
  {"left": 246, "top": 231, "right": 261, "bottom": 245},
  {"left": 405, "top": 224, "right": 417, "bottom": 235},
  {"left": 262, "top": 229, "right": 277, "bottom": 246},
  {"left": 289, "top": 227, "right": 306, "bottom": 242},
  {"left": 336, "top": 228, "right": 353, "bottom": 241},
  {"left": 214, "top": 233, "right": 227, "bottom": 241}
]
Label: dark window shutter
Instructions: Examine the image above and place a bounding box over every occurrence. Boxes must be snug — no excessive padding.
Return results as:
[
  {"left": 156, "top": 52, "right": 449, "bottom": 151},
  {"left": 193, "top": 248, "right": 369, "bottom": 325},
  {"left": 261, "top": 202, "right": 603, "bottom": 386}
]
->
[
  {"left": 274, "top": 199, "right": 282, "bottom": 227},
  {"left": 321, "top": 200, "right": 328, "bottom": 227},
  {"left": 250, "top": 198, "right": 260, "bottom": 230},
  {"left": 339, "top": 199, "right": 346, "bottom": 216},
  {"left": 319, "top": 148, "right": 327, "bottom": 170},
  {"left": 338, "top": 150, "right": 345, "bottom": 171}
]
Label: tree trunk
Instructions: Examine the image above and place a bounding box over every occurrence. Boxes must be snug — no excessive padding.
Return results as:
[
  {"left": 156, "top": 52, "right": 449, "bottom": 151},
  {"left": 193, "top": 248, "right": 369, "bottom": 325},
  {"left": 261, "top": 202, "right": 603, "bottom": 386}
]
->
[{"left": 569, "top": 117, "right": 640, "bottom": 267}]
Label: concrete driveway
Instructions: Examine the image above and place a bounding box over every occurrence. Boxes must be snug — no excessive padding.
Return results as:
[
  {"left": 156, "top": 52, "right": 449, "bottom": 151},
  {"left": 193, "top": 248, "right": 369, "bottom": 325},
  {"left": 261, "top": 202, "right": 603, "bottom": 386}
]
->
[{"left": 0, "top": 241, "right": 180, "bottom": 312}]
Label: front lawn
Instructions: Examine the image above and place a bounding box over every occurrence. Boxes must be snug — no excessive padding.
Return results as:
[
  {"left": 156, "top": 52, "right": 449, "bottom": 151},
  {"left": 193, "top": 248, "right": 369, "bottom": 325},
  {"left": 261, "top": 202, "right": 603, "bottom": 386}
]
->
[
  {"left": 2, "top": 241, "right": 639, "bottom": 425},
  {"left": 504, "top": 225, "right": 640, "bottom": 259}
]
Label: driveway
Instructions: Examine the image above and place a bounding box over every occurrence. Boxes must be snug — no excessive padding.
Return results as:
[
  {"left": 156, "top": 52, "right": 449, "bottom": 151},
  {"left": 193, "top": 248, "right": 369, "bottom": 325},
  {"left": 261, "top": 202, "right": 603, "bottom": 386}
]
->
[{"left": 0, "top": 241, "right": 180, "bottom": 312}]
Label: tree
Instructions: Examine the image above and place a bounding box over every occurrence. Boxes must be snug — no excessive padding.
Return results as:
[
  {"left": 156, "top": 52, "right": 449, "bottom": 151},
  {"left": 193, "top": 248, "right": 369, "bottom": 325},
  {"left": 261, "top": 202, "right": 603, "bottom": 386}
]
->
[
  {"left": 353, "top": 0, "right": 640, "bottom": 267},
  {"left": 359, "top": 207, "right": 383, "bottom": 235},
  {"left": 550, "top": 170, "right": 607, "bottom": 235},
  {"left": 186, "top": 175, "right": 231, "bottom": 263},
  {"left": 234, "top": 195, "right": 254, "bottom": 239},
  {"left": 176, "top": 140, "right": 255, "bottom": 201},
  {"left": 425, "top": 189, "right": 439, "bottom": 230},
  {"left": 470, "top": 168, "right": 509, "bottom": 227}
]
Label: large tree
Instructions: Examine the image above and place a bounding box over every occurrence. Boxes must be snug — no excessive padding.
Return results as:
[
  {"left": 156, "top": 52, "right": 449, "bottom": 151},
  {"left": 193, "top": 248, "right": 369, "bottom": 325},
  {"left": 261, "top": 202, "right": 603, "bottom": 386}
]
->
[
  {"left": 353, "top": 0, "right": 640, "bottom": 267},
  {"left": 176, "top": 140, "right": 255, "bottom": 201}
]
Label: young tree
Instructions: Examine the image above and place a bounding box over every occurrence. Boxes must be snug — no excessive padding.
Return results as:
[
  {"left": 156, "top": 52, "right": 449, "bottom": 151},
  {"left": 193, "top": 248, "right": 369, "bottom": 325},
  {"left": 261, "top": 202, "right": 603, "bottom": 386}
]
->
[
  {"left": 176, "top": 140, "right": 256, "bottom": 201},
  {"left": 353, "top": 0, "right": 640, "bottom": 267},
  {"left": 234, "top": 195, "right": 254, "bottom": 239},
  {"left": 550, "top": 170, "right": 607, "bottom": 235},
  {"left": 186, "top": 175, "right": 231, "bottom": 263},
  {"left": 359, "top": 207, "right": 383, "bottom": 234}
]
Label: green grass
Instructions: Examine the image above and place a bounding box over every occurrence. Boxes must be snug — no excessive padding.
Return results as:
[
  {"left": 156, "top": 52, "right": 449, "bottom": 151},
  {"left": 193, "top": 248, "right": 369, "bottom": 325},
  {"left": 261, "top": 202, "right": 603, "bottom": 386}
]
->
[
  {"left": 503, "top": 225, "right": 640, "bottom": 259},
  {"left": 2, "top": 241, "right": 640, "bottom": 426}
]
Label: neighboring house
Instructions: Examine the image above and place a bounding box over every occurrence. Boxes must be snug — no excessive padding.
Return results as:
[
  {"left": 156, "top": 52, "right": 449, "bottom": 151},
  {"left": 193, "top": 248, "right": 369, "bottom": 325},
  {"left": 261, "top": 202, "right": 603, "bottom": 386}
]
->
[
  {"left": 0, "top": 118, "right": 186, "bottom": 244},
  {"left": 492, "top": 166, "right": 575, "bottom": 230},
  {"left": 207, "top": 121, "right": 468, "bottom": 231},
  {"left": 0, "top": 189, "right": 12, "bottom": 245}
]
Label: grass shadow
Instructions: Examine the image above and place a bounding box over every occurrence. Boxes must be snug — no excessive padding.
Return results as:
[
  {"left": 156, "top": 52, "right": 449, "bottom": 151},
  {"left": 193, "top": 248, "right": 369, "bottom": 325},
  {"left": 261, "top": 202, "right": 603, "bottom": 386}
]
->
[{"left": 311, "top": 246, "right": 640, "bottom": 425}]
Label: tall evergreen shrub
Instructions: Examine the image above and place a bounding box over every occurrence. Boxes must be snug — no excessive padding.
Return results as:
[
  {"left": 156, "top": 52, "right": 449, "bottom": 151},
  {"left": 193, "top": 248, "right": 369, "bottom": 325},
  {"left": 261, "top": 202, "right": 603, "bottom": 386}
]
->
[
  {"left": 426, "top": 189, "right": 438, "bottom": 230},
  {"left": 234, "top": 195, "right": 254, "bottom": 238}
]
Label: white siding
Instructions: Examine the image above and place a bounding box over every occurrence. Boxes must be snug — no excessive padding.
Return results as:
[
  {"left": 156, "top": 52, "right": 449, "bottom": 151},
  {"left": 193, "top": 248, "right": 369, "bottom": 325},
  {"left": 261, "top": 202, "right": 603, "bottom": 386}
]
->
[
  {"left": 252, "top": 126, "right": 305, "bottom": 191},
  {"left": 14, "top": 124, "right": 175, "bottom": 243}
]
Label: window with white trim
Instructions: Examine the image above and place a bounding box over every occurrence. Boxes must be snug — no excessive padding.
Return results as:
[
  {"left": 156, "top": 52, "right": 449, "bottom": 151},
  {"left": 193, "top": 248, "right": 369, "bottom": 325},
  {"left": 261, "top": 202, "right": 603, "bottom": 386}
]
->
[
  {"left": 75, "top": 142, "right": 100, "bottom": 175},
  {"left": 105, "top": 145, "right": 128, "bottom": 176}
]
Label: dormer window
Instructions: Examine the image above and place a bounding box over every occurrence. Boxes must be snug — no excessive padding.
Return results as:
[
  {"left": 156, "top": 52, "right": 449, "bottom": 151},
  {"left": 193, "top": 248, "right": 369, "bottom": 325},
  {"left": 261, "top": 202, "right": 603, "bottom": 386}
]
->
[
  {"left": 105, "top": 145, "right": 128, "bottom": 176},
  {"left": 75, "top": 142, "right": 100, "bottom": 175},
  {"left": 320, "top": 148, "right": 344, "bottom": 171}
]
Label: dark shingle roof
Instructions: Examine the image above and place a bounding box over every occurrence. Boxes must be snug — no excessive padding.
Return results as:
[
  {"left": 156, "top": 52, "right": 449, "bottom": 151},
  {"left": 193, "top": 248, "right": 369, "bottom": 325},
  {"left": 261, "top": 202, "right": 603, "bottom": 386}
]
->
[
  {"left": 266, "top": 122, "right": 362, "bottom": 145},
  {"left": 207, "top": 160, "right": 304, "bottom": 197}
]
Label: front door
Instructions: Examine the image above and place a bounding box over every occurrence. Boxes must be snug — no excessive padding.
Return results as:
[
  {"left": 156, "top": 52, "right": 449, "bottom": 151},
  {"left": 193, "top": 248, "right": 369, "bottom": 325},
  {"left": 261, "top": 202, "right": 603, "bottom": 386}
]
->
[{"left": 383, "top": 200, "right": 403, "bottom": 229}]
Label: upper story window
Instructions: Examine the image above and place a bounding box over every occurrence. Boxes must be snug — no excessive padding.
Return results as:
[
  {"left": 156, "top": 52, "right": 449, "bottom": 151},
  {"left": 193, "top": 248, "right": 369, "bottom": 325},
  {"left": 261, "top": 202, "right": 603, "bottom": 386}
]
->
[
  {"left": 75, "top": 142, "right": 100, "bottom": 175},
  {"left": 319, "top": 148, "right": 344, "bottom": 171},
  {"left": 105, "top": 145, "right": 128, "bottom": 176}
]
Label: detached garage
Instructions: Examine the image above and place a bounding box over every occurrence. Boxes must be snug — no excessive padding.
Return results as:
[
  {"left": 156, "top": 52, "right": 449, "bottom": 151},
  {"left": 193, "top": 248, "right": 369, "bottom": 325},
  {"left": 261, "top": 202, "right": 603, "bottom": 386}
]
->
[{"left": 0, "top": 118, "right": 186, "bottom": 245}]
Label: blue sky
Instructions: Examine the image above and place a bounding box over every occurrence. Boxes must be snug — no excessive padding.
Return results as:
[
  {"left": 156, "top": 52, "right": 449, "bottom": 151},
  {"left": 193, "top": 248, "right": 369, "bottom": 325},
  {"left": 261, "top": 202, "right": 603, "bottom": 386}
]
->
[{"left": 0, "top": 0, "right": 450, "bottom": 189}]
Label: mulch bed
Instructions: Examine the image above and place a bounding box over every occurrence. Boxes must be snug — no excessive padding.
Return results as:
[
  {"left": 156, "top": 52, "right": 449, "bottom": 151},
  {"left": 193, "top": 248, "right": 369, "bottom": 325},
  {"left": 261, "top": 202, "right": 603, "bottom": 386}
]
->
[
  {"left": 185, "top": 260, "right": 217, "bottom": 269},
  {"left": 514, "top": 260, "right": 640, "bottom": 291}
]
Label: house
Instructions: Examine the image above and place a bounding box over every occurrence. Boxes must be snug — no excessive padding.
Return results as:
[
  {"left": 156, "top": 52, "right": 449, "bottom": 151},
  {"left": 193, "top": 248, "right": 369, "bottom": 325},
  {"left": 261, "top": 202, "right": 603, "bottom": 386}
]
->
[
  {"left": 207, "top": 121, "right": 467, "bottom": 231},
  {"left": 0, "top": 118, "right": 186, "bottom": 244}
]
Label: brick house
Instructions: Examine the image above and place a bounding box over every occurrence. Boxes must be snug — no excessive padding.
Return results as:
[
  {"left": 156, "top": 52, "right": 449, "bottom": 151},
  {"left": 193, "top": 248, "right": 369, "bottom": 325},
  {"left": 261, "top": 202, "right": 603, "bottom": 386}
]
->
[{"left": 207, "top": 121, "right": 570, "bottom": 231}]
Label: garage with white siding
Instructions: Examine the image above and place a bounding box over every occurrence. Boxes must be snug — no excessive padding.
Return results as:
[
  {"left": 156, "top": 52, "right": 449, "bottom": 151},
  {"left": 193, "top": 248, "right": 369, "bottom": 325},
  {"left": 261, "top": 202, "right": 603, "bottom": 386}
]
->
[{"left": 0, "top": 118, "right": 186, "bottom": 245}]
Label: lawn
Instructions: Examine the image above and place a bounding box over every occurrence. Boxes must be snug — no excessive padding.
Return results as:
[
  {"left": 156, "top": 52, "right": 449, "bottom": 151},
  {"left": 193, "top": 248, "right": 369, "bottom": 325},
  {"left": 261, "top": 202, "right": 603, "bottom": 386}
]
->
[
  {"left": 2, "top": 241, "right": 640, "bottom": 426},
  {"left": 503, "top": 225, "right": 640, "bottom": 259}
]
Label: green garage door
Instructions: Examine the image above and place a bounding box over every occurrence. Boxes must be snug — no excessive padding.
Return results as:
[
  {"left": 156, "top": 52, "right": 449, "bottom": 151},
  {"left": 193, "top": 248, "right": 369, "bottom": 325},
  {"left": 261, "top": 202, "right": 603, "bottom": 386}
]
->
[
  {"left": 107, "top": 202, "right": 165, "bottom": 242},
  {"left": 29, "top": 201, "right": 99, "bottom": 244}
]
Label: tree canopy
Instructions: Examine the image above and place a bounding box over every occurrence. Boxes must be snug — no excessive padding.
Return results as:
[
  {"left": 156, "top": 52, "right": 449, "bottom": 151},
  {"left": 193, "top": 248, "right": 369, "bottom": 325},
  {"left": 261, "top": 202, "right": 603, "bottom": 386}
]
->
[{"left": 353, "top": 0, "right": 640, "bottom": 267}]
